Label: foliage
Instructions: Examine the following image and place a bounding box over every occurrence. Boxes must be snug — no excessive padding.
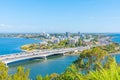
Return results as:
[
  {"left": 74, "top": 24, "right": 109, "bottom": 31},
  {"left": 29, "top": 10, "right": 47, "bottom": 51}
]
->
[
  {"left": 0, "top": 62, "right": 8, "bottom": 80},
  {"left": 74, "top": 47, "right": 108, "bottom": 73},
  {"left": 102, "top": 43, "right": 120, "bottom": 53},
  {"left": 54, "top": 57, "right": 120, "bottom": 80},
  {"left": 21, "top": 44, "right": 40, "bottom": 51},
  {"left": 36, "top": 75, "right": 43, "bottom": 80},
  {"left": 55, "top": 64, "right": 84, "bottom": 80},
  {"left": 86, "top": 59, "right": 120, "bottom": 80},
  {"left": 12, "top": 66, "right": 30, "bottom": 80}
]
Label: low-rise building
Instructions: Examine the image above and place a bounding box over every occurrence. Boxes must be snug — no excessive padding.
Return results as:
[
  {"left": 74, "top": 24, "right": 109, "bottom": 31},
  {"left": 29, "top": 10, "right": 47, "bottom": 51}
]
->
[
  {"left": 54, "top": 39, "right": 60, "bottom": 44},
  {"left": 39, "top": 41, "right": 48, "bottom": 45},
  {"left": 68, "top": 38, "right": 77, "bottom": 44}
]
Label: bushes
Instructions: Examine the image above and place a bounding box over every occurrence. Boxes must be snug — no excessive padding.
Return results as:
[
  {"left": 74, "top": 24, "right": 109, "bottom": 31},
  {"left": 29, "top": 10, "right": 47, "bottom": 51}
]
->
[
  {"left": 0, "top": 62, "right": 8, "bottom": 80},
  {"left": 0, "top": 62, "right": 30, "bottom": 80},
  {"left": 87, "top": 59, "right": 120, "bottom": 80},
  {"left": 12, "top": 66, "right": 30, "bottom": 80}
]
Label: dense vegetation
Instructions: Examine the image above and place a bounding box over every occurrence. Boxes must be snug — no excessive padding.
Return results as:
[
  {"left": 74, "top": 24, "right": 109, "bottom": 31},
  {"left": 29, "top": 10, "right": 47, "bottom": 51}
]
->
[
  {"left": 54, "top": 58, "right": 119, "bottom": 80},
  {"left": 0, "top": 63, "right": 29, "bottom": 80}
]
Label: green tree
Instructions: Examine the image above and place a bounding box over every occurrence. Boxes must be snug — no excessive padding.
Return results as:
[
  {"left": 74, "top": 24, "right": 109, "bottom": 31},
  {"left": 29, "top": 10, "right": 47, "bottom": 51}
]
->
[
  {"left": 74, "top": 47, "right": 108, "bottom": 73},
  {"left": 12, "top": 66, "right": 30, "bottom": 80},
  {"left": 49, "top": 73, "right": 58, "bottom": 79},
  {"left": 56, "top": 64, "right": 83, "bottom": 80},
  {"left": 0, "top": 62, "right": 8, "bottom": 80},
  {"left": 36, "top": 75, "right": 43, "bottom": 80},
  {"left": 43, "top": 75, "right": 50, "bottom": 80}
]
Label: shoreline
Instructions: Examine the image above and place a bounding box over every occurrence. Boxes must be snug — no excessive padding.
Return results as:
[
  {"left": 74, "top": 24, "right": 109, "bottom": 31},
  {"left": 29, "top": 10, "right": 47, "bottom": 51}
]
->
[
  {"left": 0, "top": 37, "right": 41, "bottom": 56},
  {"left": 1, "top": 35, "right": 120, "bottom": 59},
  {"left": 109, "top": 51, "right": 120, "bottom": 55}
]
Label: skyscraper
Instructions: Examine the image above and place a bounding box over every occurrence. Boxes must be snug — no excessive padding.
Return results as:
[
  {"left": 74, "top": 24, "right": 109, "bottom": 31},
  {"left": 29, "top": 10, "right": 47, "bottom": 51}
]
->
[
  {"left": 66, "top": 32, "right": 71, "bottom": 38},
  {"left": 78, "top": 32, "right": 81, "bottom": 36}
]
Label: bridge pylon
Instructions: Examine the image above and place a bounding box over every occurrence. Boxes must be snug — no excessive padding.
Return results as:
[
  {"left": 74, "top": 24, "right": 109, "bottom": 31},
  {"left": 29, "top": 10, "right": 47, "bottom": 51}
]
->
[
  {"left": 44, "top": 56, "right": 47, "bottom": 60},
  {"left": 62, "top": 52, "right": 65, "bottom": 56},
  {"left": 5, "top": 63, "right": 8, "bottom": 67}
]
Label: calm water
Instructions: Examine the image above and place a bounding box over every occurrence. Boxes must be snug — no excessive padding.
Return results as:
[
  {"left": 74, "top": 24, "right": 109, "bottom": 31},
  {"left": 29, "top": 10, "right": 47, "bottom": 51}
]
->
[
  {"left": 1, "top": 35, "right": 120, "bottom": 79},
  {"left": 0, "top": 38, "right": 40, "bottom": 55},
  {"left": 112, "top": 35, "right": 120, "bottom": 44},
  {"left": 111, "top": 34, "right": 120, "bottom": 65},
  {"left": 8, "top": 55, "right": 78, "bottom": 79}
]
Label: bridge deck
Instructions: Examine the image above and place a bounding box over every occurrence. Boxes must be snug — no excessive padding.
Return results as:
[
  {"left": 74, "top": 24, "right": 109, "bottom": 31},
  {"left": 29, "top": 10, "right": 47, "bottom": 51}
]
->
[{"left": 0, "top": 46, "right": 91, "bottom": 64}]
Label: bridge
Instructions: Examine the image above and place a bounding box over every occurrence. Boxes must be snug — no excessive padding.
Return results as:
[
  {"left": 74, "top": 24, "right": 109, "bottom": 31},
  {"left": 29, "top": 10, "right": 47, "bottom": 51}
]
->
[{"left": 0, "top": 46, "right": 94, "bottom": 65}]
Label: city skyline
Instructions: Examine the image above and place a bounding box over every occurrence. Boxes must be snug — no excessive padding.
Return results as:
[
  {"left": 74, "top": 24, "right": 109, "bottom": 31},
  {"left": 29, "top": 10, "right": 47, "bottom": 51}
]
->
[{"left": 0, "top": 0, "right": 120, "bottom": 33}]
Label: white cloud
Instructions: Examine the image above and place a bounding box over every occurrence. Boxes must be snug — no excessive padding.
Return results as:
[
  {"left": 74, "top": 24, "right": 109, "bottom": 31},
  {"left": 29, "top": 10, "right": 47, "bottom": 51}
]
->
[
  {"left": 0, "top": 24, "right": 11, "bottom": 28},
  {"left": 0, "top": 24, "right": 13, "bottom": 32}
]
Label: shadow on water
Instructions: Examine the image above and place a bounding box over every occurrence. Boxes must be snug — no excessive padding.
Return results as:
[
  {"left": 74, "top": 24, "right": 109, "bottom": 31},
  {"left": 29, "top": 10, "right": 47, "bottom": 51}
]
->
[
  {"left": 8, "top": 55, "right": 78, "bottom": 79},
  {"left": 8, "top": 54, "right": 63, "bottom": 67}
]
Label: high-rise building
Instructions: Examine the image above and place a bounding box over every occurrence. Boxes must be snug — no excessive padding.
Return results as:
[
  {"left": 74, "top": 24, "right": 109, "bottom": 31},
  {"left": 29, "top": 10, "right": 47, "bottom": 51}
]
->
[
  {"left": 66, "top": 32, "right": 71, "bottom": 38},
  {"left": 78, "top": 32, "right": 81, "bottom": 36}
]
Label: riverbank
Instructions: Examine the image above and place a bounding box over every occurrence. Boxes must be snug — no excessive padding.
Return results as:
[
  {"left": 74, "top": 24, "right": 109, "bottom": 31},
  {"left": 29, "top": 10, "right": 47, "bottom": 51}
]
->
[
  {"left": 109, "top": 51, "right": 120, "bottom": 55},
  {"left": 64, "top": 51, "right": 80, "bottom": 56}
]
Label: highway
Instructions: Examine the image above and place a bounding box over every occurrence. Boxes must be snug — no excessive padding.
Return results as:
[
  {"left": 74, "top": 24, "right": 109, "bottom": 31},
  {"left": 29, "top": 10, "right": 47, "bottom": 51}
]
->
[{"left": 0, "top": 46, "right": 91, "bottom": 64}]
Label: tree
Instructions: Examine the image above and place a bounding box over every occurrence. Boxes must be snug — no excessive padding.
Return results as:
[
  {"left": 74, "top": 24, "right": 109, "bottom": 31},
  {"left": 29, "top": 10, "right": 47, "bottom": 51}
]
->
[
  {"left": 49, "top": 73, "right": 58, "bottom": 79},
  {"left": 12, "top": 66, "right": 30, "bottom": 80},
  {"left": 56, "top": 64, "right": 83, "bottom": 80},
  {"left": 0, "top": 62, "right": 8, "bottom": 80},
  {"left": 36, "top": 75, "right": 43, "bottom": 80},
  {"left": 43, "top": 75, "right": 50, "bottom": 80},
  {"left": 74, "top": 47, "right": 108, "bottom": 73}
]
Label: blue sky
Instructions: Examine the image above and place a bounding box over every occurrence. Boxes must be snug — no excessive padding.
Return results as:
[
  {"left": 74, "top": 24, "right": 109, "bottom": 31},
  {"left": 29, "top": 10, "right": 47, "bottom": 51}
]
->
[{"left": 0, "top": 0, "right": 120, "bottom": 33}]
